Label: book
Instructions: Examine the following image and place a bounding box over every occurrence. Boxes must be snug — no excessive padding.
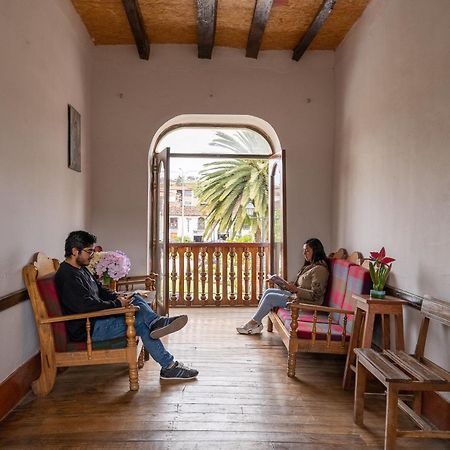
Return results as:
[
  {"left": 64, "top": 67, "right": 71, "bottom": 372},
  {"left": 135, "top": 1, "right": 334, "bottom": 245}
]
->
[{"left": 266, "top": 274, "right": 292, "bottom": 291}]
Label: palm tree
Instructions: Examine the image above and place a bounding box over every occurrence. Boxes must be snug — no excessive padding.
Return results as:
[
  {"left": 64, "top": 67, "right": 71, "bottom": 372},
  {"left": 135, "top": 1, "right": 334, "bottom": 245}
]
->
[{"left": 195, "top": 158, "right": 268, "bottom": 240}]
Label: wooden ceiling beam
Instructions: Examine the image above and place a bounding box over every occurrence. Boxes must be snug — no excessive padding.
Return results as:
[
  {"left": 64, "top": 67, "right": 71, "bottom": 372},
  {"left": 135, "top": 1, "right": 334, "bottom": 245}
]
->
[
  {"left": 292, "top": 0, "right": 336, "bottom": 61},
  {"left": 197, "top": 0, "right": 218, "bottom": 59},
  {"left": 246, "top": 0, "right": 273, "bottom": 59},
  {"left": 122, "top": 0, "right": 150, "bottom": 60}
]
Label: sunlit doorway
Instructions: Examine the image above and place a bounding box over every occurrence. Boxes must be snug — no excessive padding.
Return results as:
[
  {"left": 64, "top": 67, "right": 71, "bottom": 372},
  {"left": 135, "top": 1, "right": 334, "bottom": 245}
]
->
[{"left": 148, "top": 115, "right": 286, "bottom": 314}]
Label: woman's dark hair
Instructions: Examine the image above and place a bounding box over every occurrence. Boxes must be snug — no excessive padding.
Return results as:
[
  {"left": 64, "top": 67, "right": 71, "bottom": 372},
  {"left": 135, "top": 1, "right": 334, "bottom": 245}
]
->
[
  {"left": 64, "top": 230, "right": 97, "bottom": 257},
  {"left": 303, "top": 238, "right": 327, "bottom": 266}
]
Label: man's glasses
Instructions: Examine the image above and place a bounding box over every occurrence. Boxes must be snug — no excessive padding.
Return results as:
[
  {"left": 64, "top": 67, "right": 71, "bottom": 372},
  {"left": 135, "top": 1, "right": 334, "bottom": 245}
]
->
[{"left": 81, "top": 248, "right": 95, "bottom": 256}]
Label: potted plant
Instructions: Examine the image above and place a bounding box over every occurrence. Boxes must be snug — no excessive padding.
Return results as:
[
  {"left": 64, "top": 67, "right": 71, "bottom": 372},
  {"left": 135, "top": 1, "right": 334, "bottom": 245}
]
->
[{"left": 368, "top": 247, "right": 395, "bottom": 299}]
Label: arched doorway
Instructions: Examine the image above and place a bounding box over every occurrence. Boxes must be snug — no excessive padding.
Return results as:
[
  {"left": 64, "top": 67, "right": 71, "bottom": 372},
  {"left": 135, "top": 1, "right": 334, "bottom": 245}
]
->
[{"left": 147, "top": 115, "right": 286, "bottom": 314}]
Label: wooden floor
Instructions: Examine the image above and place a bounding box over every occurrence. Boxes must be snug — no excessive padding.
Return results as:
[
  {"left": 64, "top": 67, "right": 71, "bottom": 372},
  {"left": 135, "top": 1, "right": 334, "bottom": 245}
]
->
[{"left": 0, "top": 307, "right": 448, "bottom": 449}]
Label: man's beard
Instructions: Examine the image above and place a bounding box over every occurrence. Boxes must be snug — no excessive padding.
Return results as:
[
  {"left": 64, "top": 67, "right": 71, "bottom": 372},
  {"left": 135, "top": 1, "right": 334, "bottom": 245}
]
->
[{"left": 75, "top": 255, "right": 90, "bottom": 267}]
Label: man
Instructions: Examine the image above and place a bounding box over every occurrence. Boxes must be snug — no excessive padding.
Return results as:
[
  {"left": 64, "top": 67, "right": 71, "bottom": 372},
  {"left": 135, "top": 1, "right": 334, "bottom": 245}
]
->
[{"left": 55, "top": 230, "right": 198, "bottom": 380}]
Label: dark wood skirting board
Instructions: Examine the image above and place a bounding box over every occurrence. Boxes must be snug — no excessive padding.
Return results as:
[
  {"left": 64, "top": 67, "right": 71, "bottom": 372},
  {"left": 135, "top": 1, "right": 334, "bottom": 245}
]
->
[
  {"left": 0, "top": 353, "right": 40, "bottom": 422},
  {"left": 385, "top": 284, "right": 423, "bottom": 309},
  {"left": 0, "top": 289, "right": 28, "bottom": 312}
]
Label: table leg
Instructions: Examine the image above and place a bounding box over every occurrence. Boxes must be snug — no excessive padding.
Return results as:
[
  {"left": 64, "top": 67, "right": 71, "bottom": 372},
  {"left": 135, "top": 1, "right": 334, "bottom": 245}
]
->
[
  {"left": 354, "top": 358, "right": 368, "bottom": 426},
  {"left": 343, "top": 308, "right": 364, "bottom": 389},
  {"left": 361, "top": 311, "right": 376, "bottom": 348},
  {"left": 395, "top": 312, "right": 405, "bottom": 350},
  {"left": 382, "top": 314, "right": 391, "bottom": 349}
]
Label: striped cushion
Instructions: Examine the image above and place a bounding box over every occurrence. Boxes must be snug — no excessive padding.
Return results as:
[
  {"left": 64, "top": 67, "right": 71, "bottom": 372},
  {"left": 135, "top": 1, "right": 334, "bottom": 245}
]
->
[
  {"left": 277, "top": 307, "right": 330, "bottom": 324},
  {"left": 324, "top": 259, "right": 352, "bottom": 322},
  {"left": 37, "top": 277, "right": 127, "bottom": 352},
  {"left": 339, "top": 265, "right": 372, "bottom": 332}
]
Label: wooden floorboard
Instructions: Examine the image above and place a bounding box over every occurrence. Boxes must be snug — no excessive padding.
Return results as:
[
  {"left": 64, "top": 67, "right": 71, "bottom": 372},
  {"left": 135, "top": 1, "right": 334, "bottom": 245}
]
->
[{"left": 0, "top": 307, "right": 448, "bottom": 449}]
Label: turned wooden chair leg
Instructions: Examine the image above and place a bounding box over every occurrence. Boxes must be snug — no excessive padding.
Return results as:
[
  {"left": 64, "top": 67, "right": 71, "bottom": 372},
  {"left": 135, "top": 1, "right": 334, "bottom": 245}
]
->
[
  {"left": 354, "top": 359, "right": 368, "bottom": 426},
  {"left": 385, "top": 385, "right": 399, "bottom": 450},
  {"left": 287, "top": 349, "right": 297, "bottom": 377}
]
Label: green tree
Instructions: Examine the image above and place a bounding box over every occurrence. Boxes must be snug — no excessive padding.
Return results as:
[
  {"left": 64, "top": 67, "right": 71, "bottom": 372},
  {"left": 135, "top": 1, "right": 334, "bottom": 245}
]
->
[{"left": 195, "top": 158, "right": 268, "bottom": 240}]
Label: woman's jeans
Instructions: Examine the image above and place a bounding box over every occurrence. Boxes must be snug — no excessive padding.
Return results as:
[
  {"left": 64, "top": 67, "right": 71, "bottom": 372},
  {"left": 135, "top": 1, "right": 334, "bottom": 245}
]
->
[
  {"left": 252, "top": 288, "right": 293, "bottom": 324},
  {"left": 92, "top": 295, "right": 174, "bottom": 369}
]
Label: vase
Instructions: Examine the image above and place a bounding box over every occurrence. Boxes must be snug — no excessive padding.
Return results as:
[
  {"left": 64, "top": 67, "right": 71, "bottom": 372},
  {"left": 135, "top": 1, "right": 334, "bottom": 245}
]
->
[
  {"left": 102, "top": 273, "right": 111, "bottom": 287},
  {"left": 370, "top": 289, "right": 386, "bottom": 299}
]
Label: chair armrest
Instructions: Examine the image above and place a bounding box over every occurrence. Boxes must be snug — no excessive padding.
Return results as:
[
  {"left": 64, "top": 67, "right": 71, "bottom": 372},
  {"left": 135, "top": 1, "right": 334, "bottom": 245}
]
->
[
  {"left": 40, "top": 305, "right": 140, "bottom": 324},
  {"left": 288, "top": 302, "right": 354, "bottom": 315}
]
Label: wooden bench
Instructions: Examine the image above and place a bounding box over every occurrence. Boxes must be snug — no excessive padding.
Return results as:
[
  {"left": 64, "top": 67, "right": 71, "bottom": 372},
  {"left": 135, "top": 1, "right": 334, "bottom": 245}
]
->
[
  {"left": 354, "top": 295, "right": 450, "bottom": 449},
  {"left": 268, "top": 255, "right": 371, "bottom": 377},
  {"left": 23, "top": 253, "right": 146, "bottom": 396}
]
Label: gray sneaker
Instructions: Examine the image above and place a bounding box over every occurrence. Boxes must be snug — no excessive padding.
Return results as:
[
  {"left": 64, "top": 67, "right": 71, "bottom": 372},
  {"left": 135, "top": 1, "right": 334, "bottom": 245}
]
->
[
  {"left": 149, "top": 315, "right": 188, "bottom": 339},
  {"left": 160, "top": 361, "right": 199, "bottom": 380}
]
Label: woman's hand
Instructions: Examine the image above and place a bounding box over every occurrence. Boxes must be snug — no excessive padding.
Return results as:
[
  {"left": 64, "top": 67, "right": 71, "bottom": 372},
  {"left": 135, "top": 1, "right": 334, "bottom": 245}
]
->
[{"left": 285, "top": 282, "right": 298, "bottom": 294}]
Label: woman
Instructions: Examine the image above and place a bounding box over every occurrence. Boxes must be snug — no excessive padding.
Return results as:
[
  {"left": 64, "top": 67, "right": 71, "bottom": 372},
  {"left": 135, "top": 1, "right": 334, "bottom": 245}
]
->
[{"left": 236, "top": 238, "right": 329, "bottom": 335}]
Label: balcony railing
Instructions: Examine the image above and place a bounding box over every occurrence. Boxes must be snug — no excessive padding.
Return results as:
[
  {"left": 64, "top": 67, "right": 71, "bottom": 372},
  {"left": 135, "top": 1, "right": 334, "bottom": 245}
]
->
[{"left": 168, "top": 242, "right": 270, "bottom": 306}]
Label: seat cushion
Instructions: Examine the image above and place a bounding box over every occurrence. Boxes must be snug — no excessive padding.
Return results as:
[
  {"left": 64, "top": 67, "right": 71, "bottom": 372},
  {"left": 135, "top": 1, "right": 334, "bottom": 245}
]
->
[
  {"left": 277, "top": 307, "right": 330, "bottom": 324},
  {"left": 37, "top": 276, "right": 129, "bottom": 352}
]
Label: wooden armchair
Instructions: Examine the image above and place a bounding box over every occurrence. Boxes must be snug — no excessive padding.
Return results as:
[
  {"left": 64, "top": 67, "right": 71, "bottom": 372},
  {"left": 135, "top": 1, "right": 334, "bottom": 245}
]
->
[
  {"left": 268, "top": 258, "right": 372, "bottom": 377},
  {"left": 23, "top": 253, "right": 145, "bottom": 396}
]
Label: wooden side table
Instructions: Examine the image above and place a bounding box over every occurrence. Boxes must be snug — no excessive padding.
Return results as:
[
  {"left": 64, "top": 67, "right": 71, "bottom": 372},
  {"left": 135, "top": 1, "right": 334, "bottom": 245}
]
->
[{"left": 342, "top": 294, "right": 406, "bottom": 389}]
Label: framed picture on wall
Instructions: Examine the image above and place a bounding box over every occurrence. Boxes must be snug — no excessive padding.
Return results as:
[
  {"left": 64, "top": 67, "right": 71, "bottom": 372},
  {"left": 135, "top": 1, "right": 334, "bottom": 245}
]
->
[{"left": 68, "top": 104, "right": 81, "bottom": 172}]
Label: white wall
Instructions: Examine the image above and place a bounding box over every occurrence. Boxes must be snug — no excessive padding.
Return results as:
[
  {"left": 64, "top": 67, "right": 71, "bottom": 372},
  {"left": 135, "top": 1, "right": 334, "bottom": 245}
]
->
[
  {"left": 333, "top": 0, "right": 450, "bottom": 373},
  {"left": 90, "top": 46, "right": 335, "bottom": 278},
  {"left": 0, "top": 0, "right": 93, "bottom": 382}
]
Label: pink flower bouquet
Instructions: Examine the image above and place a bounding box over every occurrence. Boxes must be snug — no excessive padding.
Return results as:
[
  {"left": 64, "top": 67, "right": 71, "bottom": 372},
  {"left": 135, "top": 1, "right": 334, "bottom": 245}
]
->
[{"left": 95, "top": 250, "right": 131, "bottom": 282}]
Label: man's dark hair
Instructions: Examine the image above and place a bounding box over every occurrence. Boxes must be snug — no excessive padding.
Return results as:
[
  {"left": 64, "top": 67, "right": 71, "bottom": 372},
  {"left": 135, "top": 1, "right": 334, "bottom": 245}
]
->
[{"left": 64, "top": 230, "right": 97, "bottom": 257}]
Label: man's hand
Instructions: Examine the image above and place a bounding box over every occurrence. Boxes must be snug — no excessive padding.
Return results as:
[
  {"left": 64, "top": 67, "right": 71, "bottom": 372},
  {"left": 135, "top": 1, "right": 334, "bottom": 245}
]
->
[{"left": 117, "top": 293, "right": 134, "bottom": 307}]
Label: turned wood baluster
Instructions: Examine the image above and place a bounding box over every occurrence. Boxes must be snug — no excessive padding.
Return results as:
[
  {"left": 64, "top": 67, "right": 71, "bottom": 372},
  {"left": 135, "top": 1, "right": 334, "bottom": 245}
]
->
[
  {"left": 229, "top": 247, "right": 236, "bottom": 303},
  {"left": 192, "top": 247, "right": 200, "bottom": 305},
  {"left": 207, "top": 247, "right": 214, "bottom": 304},
  {"left": 236, "top": 248, "right": 243, "bottom": 304},
  {"left": 222, "top": 247, "right": 228, "bottom": 304},
  {"left": 257, "top": 246, "right": 265, "bottom": 302},
  {"left": 170, "top": 247, "right": 178, "bottom": 305},
  {"left": 250, "top": 247, "right": 257, "bottom": 305},
  {"left": 214, "top": 247, "right": 222, "bottom": 304},
  {"left": 86, "top": 318, "right": 92, "bottom": 359},
  {"left": 125, "top": 310, "right": 139, "bottom": 391},
  {"left": 185, "top": 247, "right": 192, "bottom": 305},
  {"left": 243, "top": 247, "right": 250, "bottom": 304},
  {"left": 311, "top": 311, "right": 318, "bottom": 344},
  {"left": 178, "top": 247, "right": 185, "bottom": 305},
  {"left": 342, "top": 314, "right": 348, "bottom": 346},
  {"left": 200, "top": 247, "right": 207, "bottom": 304},
  {"left": 327, "top": 314, "right": 333, "bottom": 346}
]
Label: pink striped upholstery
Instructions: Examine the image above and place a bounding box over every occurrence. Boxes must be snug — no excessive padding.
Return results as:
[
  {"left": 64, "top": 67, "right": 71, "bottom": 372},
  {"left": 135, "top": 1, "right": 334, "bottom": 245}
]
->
[{"left": 339, "top": 264, "right": 371, "bottom": 332}]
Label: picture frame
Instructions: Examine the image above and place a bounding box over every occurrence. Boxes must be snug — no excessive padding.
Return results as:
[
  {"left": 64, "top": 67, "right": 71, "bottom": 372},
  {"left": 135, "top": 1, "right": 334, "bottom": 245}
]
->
[{"left": 68, "top": 104, "right": 81, "bottom": 172}]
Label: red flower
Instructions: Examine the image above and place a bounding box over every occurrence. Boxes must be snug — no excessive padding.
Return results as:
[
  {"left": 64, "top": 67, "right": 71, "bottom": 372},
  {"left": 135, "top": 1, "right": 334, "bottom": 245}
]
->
[{"left": 370, "top": 247, "right": 396, "bottom": 265}]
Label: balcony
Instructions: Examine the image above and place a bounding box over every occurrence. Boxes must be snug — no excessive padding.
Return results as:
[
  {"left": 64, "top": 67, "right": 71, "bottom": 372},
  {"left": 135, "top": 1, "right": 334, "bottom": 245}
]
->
[{"left": 168, "top": 242, "right": 270, "bottom": 307}]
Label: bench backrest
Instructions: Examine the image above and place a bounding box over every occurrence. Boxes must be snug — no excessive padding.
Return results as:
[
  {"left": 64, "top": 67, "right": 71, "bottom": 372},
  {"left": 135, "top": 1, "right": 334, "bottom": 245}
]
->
[
  {"left": 325, "top": 258, "right": 353, "bottom": 322},
  {"left": 339, "top": 264, "right": 371, "bottom": 331},
  {"left": 415, "top": 295, "right": 450, "bottom": 359}
]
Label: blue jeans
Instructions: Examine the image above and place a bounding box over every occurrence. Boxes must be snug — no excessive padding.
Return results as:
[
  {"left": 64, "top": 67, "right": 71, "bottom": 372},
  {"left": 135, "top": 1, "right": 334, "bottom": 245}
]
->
[
  {"left": 92, "top": 295, "right": 174, "bottom": 369},
  {"left": 252, "top": 288, "right": 293, "bottom": 324}
]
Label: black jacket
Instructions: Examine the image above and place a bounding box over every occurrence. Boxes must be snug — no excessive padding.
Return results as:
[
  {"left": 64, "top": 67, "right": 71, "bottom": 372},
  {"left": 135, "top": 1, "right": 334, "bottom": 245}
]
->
[{"left": 54, "top": 261, "right": 121, "bottom": 341}]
